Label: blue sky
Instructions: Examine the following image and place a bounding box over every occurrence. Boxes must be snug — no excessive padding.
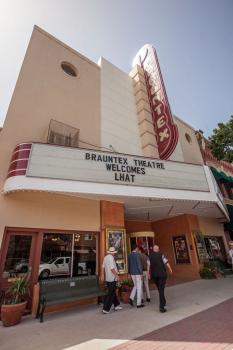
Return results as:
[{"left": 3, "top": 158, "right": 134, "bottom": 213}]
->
[{"left": 0, "top": 0, "right": 232, "bottom": 136}]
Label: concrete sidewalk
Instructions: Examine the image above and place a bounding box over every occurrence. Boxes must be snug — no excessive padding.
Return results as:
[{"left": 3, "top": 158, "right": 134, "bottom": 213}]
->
[{"left": 0, "top": 277, "right": 232, "bottom": 350}]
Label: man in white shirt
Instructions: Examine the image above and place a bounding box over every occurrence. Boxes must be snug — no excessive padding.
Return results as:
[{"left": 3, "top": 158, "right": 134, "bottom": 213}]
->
[
  {"left": 229, "top": 241, "right": 233, "bottom": 271},
  {"left": 101, "top": 247, "right": 122, "bottom": 314}
]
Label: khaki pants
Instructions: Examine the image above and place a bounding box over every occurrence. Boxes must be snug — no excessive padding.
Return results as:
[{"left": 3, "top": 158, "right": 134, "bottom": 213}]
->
[{"left": 142, "top": 270, "right": 150, "bottom": 299}]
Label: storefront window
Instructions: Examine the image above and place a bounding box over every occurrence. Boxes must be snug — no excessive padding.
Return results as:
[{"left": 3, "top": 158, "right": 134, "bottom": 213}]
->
[
  {"left": 3, "top": 235, "right": 32, "bottom": 278},
  {"left": 39, "top": 232, "right": 96, "bottom": 279}
]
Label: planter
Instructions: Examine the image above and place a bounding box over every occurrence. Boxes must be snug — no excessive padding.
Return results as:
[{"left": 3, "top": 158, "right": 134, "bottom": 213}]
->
[
  {"left": 1, "top": 301, "right": 27, "bottom": 327},
  {"left": 120, "top": 290, "right": 131, "bottom": 304}
]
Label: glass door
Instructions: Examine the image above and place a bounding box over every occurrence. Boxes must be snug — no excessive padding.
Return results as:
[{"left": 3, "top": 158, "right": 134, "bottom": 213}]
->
[{"left": 130, "top": 234, "right": 155, "bottom": 255}]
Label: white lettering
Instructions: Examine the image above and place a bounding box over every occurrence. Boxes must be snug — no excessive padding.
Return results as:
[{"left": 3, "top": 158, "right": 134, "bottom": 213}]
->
[
  {"left": 159, "top": 128, "right": 169, "bottom": 142},
  {"left": 155, "top": 105, "right": 163, "bottom": 117}
]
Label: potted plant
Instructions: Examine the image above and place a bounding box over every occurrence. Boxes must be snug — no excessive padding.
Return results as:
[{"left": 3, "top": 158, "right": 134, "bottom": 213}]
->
[
  {"left": 199, "top": 261, "right": 224, "bottom": 279},
  {"left": 1, "top": 274, "right": 30, "bottom": 327},
  {"left": 118, "top": 279, "right": 133, "bottom": 303}
]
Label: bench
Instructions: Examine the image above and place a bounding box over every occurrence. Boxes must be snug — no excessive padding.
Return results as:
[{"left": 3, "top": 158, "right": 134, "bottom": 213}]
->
[{"left": 36, "top": 275, "right": 104, "bottom": 322}]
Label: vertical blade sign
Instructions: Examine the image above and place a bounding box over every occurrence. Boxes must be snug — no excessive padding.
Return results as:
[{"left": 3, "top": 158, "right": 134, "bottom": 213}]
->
[{"left": 133, "top": 45, "right": 178, "bottom": 159}]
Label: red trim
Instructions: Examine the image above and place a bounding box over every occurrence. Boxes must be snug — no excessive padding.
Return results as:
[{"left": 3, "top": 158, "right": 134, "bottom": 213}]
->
[
  {"left": 7, "top": 169, "right": 28, "bottom": 178},
  {"left": 11, "top": 149, "right": 31, "bottom": 162},
  {"left": 6, "top": 143, "right": 32, "bottom": 178},
  {"left": 8, "top": 159, "right": 29, "bottom": 173},
  {"left": 14, "top": 143, "right": 32, "bottom": 152}
]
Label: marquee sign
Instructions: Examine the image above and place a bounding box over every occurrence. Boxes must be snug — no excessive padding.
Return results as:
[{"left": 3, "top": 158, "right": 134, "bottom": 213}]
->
[
  {"left": 26, "top": 143, "right": 210, "bottom": 192},
  {"left": 132, "top": 44, "right": 179, "bottom": 160}
]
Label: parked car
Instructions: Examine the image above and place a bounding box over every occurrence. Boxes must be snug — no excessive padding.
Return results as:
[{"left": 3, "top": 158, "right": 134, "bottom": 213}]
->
[
  {"left": 39, "top": 257, "right": 88, "bottom": 279},
  {"left": 14, "top": 259, "right": 29, "bottom": 273}
]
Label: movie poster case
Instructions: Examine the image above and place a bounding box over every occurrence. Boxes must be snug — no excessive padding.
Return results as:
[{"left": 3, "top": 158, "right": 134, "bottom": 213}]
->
[
  {"left": 172, "top": 235, "right": 191, "bottom": 264},
  {"left": 106, "top": 228, "right": 127, "bottom": 274}
]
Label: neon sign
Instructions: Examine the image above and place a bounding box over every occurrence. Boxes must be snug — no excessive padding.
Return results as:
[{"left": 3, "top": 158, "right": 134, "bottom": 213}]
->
[{"left": 133, "top": 44, "right": 178, "bottom": 160}]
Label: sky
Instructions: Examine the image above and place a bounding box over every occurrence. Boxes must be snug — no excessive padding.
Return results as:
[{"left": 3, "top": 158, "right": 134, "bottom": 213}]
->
[{"left": 0, "top": 0, "right": 232, "bottom": 137}]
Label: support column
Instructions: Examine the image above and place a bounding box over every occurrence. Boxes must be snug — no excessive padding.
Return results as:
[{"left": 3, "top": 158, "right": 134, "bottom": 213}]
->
[{"left": 99, "top": 200, "right": 125, "bottom": 273}]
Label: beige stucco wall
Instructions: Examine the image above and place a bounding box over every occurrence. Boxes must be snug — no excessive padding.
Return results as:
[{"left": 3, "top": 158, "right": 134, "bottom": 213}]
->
[
  {"left": 0, "top": 26, "right": 101, "bottom": 247},
  {"left": 198, "top": 216, "right": 225, "bottom": 236},
  {"left": 99, "top": 57, "right": 142, "bottom": 155},
  {"left": 0, "top": 192, "right": 100, "bottom": 234},
  {"left": 173, "top": 116, "right": 203, "bottom": 165},
  {"left": 0, "top": 25, "right": 101, "bottom": 184}
]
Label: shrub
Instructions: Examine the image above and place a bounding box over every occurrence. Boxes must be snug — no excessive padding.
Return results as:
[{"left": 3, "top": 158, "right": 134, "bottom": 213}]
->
[
  {"left": 118, "top": 279, "right": 133, "bottom": 292},
  {"left": 199, "top": 261, "right": 224, "bottom": 279}
]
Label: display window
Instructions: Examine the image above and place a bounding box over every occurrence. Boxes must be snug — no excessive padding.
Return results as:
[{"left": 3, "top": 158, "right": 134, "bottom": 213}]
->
[
  {"left": 39, "top": 232, "right": 97, "bottom": 279},
  {"left": 3, "top": 234, "right": 34, "bottom": 278},
  {"left": 0, "top": 229, "right": 98, "bottom": 282}
]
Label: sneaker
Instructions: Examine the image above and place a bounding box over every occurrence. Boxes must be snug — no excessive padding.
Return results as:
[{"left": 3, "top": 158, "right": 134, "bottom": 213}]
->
[
  {"left": 159, "top": 308, "right": 167, "bottom": 313},
  {"left": 137, "top": 304, "right": 145, "bottom": 308},
  {"left": 129, "top": 298, "right": 134, "bottom": 306},
  {"left": 146, "top": 298, "right": 151, "bottom": 302},
  {"left": 102, "top": 309, "right": 110, "bottom": 314},
  {"left": 114, "top": 305, "right": 123, "bottom": 311}
]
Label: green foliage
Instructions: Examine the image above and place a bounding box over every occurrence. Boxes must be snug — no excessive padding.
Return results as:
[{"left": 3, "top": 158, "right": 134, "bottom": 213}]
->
[
  {"left": 117, "top": 279, "right": 133, "bottom": 291},
  {"left": 199, "top": 261, "right": 224, "bottom": 279},
  {"left": 209, "top": 116, "right": 233, "bottom": 163},
  {"left": 5, "top": 275, "right": 30, "bottom": 304}
]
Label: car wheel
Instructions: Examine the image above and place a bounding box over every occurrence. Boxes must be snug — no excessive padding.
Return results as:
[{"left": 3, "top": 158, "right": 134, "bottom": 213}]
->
[
  {"left": 40, "top": 269, "right": 50, "bottom": 279},
  {"left": 78, "top": 266, "right": 83, "bottom": 275},
  {"left": 21, "top": 266, "right": 28, "bottom": 273}
]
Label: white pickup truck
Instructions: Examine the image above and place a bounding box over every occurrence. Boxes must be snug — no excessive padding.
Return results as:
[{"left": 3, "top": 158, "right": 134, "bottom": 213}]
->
[{"left": 39, "top": 257, "right": 87, "bottom": 279}]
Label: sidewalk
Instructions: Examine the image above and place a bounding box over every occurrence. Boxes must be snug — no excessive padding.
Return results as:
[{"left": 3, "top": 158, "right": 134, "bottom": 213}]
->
[
  {"left": 0, "top": 277, "right": 232, "bottom": 350},
  {"left": 111, "top": 297, "right": 233, "bottom": 350}
]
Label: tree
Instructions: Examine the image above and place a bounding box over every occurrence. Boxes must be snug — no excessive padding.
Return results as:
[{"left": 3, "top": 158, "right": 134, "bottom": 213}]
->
[{"left": 209, "top": 116, "right": 233, "bottom": 163}]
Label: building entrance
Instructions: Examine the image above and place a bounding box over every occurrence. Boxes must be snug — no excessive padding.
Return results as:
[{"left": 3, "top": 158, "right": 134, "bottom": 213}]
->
[{"left": 129, "top": 231, "right": 155, "bottom": 255}]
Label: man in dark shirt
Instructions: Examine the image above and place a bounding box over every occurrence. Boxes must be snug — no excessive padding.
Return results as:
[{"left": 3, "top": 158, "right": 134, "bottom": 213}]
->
[
  {"left": 128, "top": 245, "right": 144, "bottom": 308},
  {"left": 149, "top": 245, "right": 172, "bottom": 313}
]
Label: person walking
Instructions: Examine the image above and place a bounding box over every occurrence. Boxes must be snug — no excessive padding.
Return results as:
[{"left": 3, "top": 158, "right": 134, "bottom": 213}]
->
[
  {"left": 128, "top": 245, "right": 144, "bottom": 308},
  {"left": 149, "top": 245, "right": 172, "bottom": 313},
  {"left": 228, "top": 241, "right": 233, "bottom": 271},
  {"left": 139, "top": 246, "right": 151, "bottom": 302},
  {"left": 101, "top": 247, "right": 122, "bottom": 314}
]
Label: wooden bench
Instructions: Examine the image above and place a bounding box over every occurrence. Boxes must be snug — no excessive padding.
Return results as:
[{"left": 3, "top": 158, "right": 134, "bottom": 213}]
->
[{"left": 36, "top": 275, "right": 104, "bottom": 322}]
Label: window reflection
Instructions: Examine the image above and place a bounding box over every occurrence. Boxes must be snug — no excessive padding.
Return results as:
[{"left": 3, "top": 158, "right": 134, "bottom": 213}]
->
[
  {"left": 73, "top": 233, "right": 96, "bottom": 277},
  {"left": 3, "top": 235, "right": 32, "bottom": 278},
  {"left": 39, "top": 232, "right": 96, "bottom": 279}
]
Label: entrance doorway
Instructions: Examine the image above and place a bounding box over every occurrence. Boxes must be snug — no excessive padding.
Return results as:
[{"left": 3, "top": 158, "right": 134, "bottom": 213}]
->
[{"left": 129, "top": 231, "right": 155, "bottom": 255}]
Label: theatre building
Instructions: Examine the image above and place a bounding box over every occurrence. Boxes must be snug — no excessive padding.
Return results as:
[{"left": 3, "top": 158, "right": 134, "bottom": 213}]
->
[{"left": 0, "top": 26, "right": 229, "bottom": 310}]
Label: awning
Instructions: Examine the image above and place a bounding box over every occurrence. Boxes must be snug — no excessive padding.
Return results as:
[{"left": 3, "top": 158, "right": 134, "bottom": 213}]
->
[{"left": 210, "top": 166, "right": 233, "bottom": 184}]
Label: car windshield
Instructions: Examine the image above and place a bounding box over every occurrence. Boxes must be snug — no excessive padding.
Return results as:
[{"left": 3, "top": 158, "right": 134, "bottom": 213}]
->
[{"left": 47, "top": 258, "right": 58, "bottom": 264}]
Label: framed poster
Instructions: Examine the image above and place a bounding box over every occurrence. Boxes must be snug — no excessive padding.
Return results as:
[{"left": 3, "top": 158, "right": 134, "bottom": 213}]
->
[
  {"left": 172, "top": 235, "right": 191, "bottom": 264},
  {"left": 193, "top": 232, "right": 209, "bottom": 263},
  {"left": 106, "top": 228, "right": 127, "bottom": 274}
]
